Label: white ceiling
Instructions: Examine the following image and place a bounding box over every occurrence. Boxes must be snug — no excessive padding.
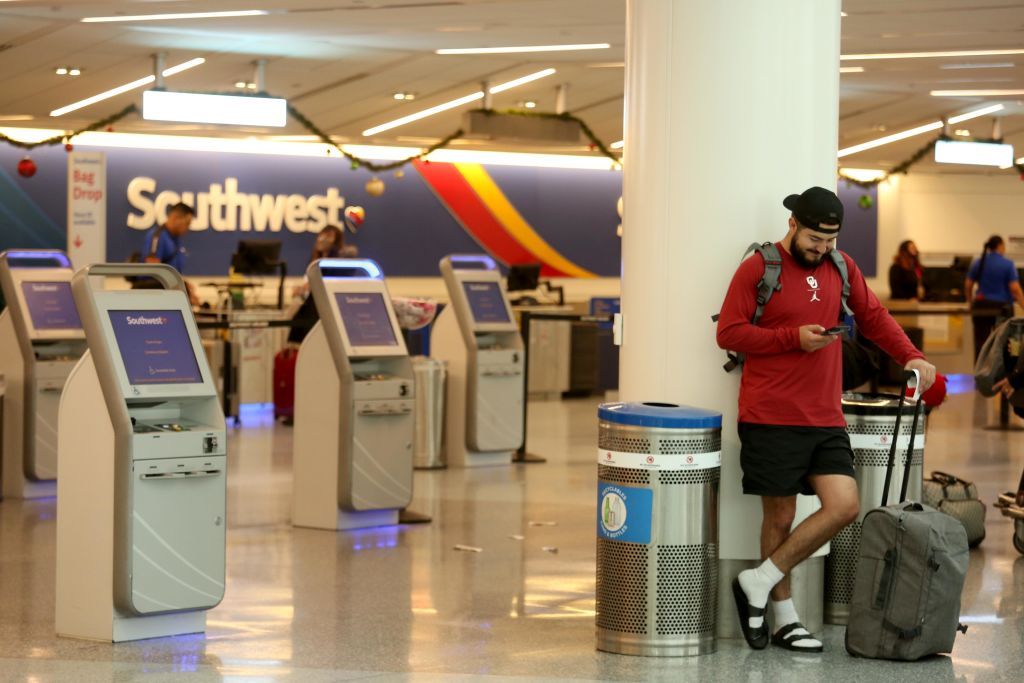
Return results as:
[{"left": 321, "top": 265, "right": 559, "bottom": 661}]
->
[{"left": 0, "top": 0, "right": 1022, "bottom": 172}]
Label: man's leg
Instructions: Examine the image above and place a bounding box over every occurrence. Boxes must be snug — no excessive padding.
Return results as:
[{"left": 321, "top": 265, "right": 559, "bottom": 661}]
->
[
  {"left": 768, "top": 474, "right": 859, "bottom": 575},
  {"left": 760, "top": 496, "right": 796, "bottom": 601}
]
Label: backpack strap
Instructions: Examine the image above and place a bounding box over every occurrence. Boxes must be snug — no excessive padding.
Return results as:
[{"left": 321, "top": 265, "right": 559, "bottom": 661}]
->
[
  {"left": 828, "top": 249, "right": 853, "bottom": 319},
  {"left": 722, "top": 243, "right": 782, "bottom": 372},
  {"left": 749, "top": 242, "right": 783, "bottom": 327}
]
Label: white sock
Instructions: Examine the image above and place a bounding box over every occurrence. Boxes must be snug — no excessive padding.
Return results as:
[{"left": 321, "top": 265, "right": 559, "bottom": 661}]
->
[
  {"left": 737, "top": 559, "right": 784, "bottom": 629},
  {"left": 771, "top": 598, "right": 821, "bottom": 649}
]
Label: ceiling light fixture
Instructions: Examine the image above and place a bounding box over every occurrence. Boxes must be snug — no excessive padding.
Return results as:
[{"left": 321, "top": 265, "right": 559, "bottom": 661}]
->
[
  {"left": 841, "top": 48, "right": 1024, "bottom": 61},
  {"left": 839, "top": 66, "right": 864, "bottom": 73},
  {"left": 50, "top": 57, "right": 205, "bottom": 117},
  {"left": 81, "top": 10, "right": 269, "bottom": 23},
  {"left": 931, "top": 89, "right": 1024, "bottom": 96},
  {"left": 523, "top": 101, "right": 536, "bottom": 109},
  {"left": 68, "top": 68, "right": 81, "bottom": 76},
  {"left": 839, "top": 168, "right": 887, "bottom": 183},
  {"left": 954, "top": 129, "right": 971, "bottom": 136},
  {"left": 362, "top": 68, "right": 556, "bottom": 136},
  {"left": 610, "top": 140, "right": 624, "bottom": 149},
  {"left": 837, "top": 103, "right": 1004, "bottom": 158},
  {"left": 392, "top": 92, "right": 417, "bottom": 101},
  {"left": 436, "top": 43, "right": 609, "bottom": 55},
  {"left": 143, "top": 90, "right": 287, "bottom": 127},
  {"left": 55, "top": 67, "right": 68, "bottom": 75},
  {"left": 940, "top": 62, "right": 1015, "bottom": 70},
  {"left": 934, "top": 139, "right": 1014, "bottom": 167}
]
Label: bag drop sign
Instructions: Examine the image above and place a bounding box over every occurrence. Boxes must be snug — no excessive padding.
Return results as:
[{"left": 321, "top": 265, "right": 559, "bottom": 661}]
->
[{"left": 597, "top": 483, "right": 652, "bottom": 544}]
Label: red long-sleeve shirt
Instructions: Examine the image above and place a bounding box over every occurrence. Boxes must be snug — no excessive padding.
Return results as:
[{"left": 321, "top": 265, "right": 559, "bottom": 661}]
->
[{"left": 716, "top": 243, "right": 924, "bottom": 427}]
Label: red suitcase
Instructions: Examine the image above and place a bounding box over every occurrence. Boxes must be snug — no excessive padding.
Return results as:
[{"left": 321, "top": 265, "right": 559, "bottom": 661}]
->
[{"left": 273, "top": 347, "right": 298, "bottom": 421}]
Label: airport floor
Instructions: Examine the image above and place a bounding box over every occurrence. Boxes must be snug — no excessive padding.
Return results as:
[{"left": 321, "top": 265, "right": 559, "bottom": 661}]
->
[{"left": 0, "top": 388, "right": 1022, "bottom": 682}]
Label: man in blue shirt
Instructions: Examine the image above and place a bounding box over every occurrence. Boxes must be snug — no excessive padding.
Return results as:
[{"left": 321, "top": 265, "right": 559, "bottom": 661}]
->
[
  {"left": 965, "top": 235, "right": 1024, "bottom": 359},
  {"left": 141, "top": 202, "right": 197, "bottom": 304}
]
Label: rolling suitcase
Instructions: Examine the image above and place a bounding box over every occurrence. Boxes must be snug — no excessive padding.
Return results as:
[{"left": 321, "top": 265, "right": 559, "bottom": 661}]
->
[
  {"left": 846, "top": 371, "right": 970, "bottom": 660},
  {"left": 273, "top": 346, "right": 299, "bottom": 421}
]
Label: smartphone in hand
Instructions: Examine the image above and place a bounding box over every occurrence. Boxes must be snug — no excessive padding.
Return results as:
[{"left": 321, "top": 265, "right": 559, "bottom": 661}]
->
[{"left": 822, "top": 324, "right": 851, "bottom": 336}]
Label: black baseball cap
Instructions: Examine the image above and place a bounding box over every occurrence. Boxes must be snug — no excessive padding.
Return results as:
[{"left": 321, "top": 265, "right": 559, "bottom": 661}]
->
[{"left": 783, "top": 186, "right": 843, "bottom": 234}]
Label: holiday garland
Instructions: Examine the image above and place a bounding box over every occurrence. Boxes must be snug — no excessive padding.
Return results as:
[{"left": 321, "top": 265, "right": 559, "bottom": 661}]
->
[{"left": 0, "top": 94, "right": 1019, "bottom": 182}]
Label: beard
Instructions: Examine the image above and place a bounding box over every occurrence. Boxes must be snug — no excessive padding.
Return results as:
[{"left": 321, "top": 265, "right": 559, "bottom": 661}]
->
[{"left": 789, "top": 235, "right": 825, "bottom": 269}]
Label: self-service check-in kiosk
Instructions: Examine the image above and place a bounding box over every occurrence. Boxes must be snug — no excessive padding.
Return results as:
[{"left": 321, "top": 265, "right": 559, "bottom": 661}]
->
[
  {"left": 57, "top": 264, "right": 226, "bottom": 642},
  {"left": 0, "top": 250, "right": 87, "bottom": 499},
  {"left": 293, "top": 259, "right": 415, "bottom": 531},
  {"left": 431, "top": 255, "right": 524, "bottom": 467}
]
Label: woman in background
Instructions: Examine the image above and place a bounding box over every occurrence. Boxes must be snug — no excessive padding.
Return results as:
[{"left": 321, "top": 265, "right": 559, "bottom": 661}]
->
[
  {"left": 287, "top": 225, "right": 347, "bottom": 344},
  {"left": 889, "top": 240, "right": 923, "bottom": 300},
  {"left": 966, "top": 235, "right": 1024, "bottom": 360}
]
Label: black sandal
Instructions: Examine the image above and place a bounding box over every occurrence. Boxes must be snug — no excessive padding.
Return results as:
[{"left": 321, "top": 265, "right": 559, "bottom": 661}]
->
[
  {"left": 731, "top": 577, "right": 769, "bottom": 650},
  {"left": 771, "top": 622, "right": 823, "bottom": 652}
]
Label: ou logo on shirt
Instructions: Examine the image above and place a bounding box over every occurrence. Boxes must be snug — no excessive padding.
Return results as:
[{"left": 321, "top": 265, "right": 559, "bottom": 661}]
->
[{"left": 806, "top": 276, "right": 819, "bottom": 289}]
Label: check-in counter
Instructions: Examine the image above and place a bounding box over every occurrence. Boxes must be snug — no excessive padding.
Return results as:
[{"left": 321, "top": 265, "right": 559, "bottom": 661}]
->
[{"left": 884, "top": 300, "right": 974, "bottom": 375}]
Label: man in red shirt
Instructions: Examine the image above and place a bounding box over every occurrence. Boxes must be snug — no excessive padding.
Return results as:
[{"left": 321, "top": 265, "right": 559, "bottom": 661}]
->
[{"left": 717, "top": 186, "right": 936, "bottom": 653}]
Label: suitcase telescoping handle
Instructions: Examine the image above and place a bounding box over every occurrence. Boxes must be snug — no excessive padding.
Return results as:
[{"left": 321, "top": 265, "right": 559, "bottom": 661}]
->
[{"left": 881, "top": 370, "right": 923, "bottom": 507}]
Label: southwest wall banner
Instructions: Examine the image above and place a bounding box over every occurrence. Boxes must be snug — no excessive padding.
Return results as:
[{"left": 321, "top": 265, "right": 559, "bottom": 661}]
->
[{"left": 0, "top": 142, "right": 878, "bottom": 277}]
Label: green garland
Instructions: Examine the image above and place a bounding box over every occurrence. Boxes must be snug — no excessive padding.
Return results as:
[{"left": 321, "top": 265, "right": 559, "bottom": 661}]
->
[
  {"left": 285, "top": 103, "right": 466, "bottom": 172},
  {"left": 839, "top": 134, "right": 1024, "bottom": 187},
  {"left": 0, "top": 104, "right": 138, "bottom": 150}
]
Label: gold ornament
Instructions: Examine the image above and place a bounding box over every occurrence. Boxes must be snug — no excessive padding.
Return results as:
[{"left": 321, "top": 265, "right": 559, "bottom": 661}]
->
[{"left": 365, "top": 176, "right": 385, "bottom": 197}]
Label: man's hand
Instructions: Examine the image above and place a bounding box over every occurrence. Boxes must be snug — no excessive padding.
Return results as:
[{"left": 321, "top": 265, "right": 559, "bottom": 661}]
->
[
  {"left": 904, "top": 358, "right": 937, "bottom": 393},
  {"left": 799, "top": 325, "right": 838, "bottom": 352}
]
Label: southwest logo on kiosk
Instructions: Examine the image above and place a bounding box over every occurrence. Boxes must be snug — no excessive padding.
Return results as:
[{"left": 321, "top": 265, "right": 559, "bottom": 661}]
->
[
  {"left": 126, "top": 314, "right": 168, "bottom": 325},
  {"left": 601, "top": 490, "right": 627, "bottom": 534}
]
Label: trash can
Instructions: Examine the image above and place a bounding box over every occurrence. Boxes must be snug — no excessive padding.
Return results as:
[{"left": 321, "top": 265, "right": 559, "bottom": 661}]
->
[
  {"left": 595, "top": 402, "right": 722, "bottom": 657},
  {"left": 825, "top": 392, "right": 926, "bottom": 625},
  {"left": 412, "top": 356, "right": 447, "bottom": 469}
]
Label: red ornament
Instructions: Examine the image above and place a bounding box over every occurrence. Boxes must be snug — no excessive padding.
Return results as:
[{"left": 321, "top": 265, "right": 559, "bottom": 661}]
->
[
  {"left": 17, "top": 156, "right": 37, "bottom": 178},
  {"left": 589, "top": 143, "right": 597, "bottom": 151},
  {"left": 65, "top": 143, "right": 74, "bottom": 152},
  {"left": 105, "top": 126, "right": 114, "bottom": 132}
]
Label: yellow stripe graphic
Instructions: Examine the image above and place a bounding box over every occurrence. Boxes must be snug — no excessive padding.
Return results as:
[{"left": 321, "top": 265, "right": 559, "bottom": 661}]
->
[{"left": 454, "top": 163, "right": 596, "bottom": 278}]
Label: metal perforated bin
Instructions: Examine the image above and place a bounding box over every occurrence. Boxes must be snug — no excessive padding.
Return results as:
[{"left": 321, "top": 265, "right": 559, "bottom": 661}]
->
[
  {"left": 596, "top": 402, "right": 722, "bottom": 657},
  {"left": 825, "top": 393, "right": 926, "bottom": 625}
]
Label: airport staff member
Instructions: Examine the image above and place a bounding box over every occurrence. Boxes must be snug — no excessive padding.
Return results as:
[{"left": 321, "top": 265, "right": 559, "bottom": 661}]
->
[
  {"left": 140, "top": 202, "right": 198, "bottom": 304},
  {"left": 965, "top": 235, "right": 1024, "bottom": 360},
  {"left": 716, "top": 186, "right": 936, "bottom": 653}
]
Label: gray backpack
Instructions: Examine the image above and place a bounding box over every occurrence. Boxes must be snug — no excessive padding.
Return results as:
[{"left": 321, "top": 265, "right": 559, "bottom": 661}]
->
[
  {"left": 717, "top": 242, "right": 853, "bottom": 372},
  {"left": 846, "top": 377, "right": 970, "bottom": 660},
  {"left": 974, "top": 317, "right": 1024, "bottom": 396}
]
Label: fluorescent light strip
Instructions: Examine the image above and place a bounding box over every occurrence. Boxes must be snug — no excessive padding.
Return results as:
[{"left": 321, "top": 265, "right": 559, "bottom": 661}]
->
[
  {"left": 362, "top": 68, "right": 555, "bottom": 136},
  {"left": 837, "top": 104, "right": 1004, "bottom": 158},
  {"left": 931, "top": 89, "right": 1024, "bottom": 96},
  {"left": 50, "top": 58, "right": 204, "bottom": 117},
  {"left": 839, "top": 168, "right": 887, "bottom": 182},
  {"left": 82, "top": 10, "right": 268, "bottom": 23},
  {"left": 436, "top": 43, "right": 609, "bottom": 55},
  {"left": 940, "top": 62, "right": 1015, "bottom": 70},
  {"left": 610, "top": 140, "right": 624, "bottom": 149},
  {"left": 488, "top": 68, "right": 556, "bottom": 93},
  {"left": 839, "top": 66, "right": 864, "bottom": 73},
  {"left": 841, "top": 48, "right": 1024, "bottom": 61}
]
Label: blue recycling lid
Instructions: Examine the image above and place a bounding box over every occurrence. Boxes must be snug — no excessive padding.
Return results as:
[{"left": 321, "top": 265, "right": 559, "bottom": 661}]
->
[{"left": 598, "top": 402, "right": 722, "bottom": 429}]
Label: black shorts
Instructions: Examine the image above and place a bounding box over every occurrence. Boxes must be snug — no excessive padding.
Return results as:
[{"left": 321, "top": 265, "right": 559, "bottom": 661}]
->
[{"left": 738, "top": 423, "right": 855, "bottom": 497}]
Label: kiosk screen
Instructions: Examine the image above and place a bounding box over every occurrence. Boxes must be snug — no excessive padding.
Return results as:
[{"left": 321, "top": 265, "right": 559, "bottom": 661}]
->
[
  {"left": 462, "top": 282, "right": 510, "bottom": 324},
  {"left": 108, "top": 310, "right": 203, "bottom": 385},
  {"left": 335, "top": 293, "right": 398, "bottom": 347},
  {"left": 20, "top": 281, "right": 81, "bottom": 330}
]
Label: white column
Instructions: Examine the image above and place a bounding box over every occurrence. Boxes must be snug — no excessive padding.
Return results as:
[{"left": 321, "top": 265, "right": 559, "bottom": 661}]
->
[{"left": 620, "top": 0, "right": 841, "bottom": 562}]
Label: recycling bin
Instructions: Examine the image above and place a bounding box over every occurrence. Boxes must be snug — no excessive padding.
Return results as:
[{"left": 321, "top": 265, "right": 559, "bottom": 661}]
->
[{"left": 596, "top": 402, "right": 722, "bottom": 657}]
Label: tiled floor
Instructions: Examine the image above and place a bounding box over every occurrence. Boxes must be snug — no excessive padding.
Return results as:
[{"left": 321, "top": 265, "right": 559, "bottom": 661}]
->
[{"left": 0, "top": 389, "right": 1021, "bottom": 682}]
